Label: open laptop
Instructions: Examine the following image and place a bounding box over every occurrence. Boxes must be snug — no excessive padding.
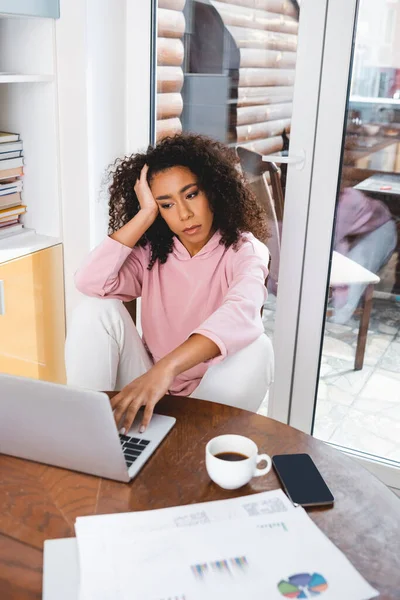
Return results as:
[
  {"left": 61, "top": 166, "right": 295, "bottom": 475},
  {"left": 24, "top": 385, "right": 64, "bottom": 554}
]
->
[{"left": 0, "top": 374, "right": 176, "bottom": 483}]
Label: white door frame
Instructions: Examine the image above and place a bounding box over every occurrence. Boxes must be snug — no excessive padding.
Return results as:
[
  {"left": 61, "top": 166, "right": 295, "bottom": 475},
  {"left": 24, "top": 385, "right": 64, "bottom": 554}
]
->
[
  {"left": 126, "top": 0, "right": 154, "bottom": 334},
  {"left": 268, "top": 0, "right": 329, "bottom": 422},
  {"left": 287, "top": 0, "right": 400, "bottom": 488}
]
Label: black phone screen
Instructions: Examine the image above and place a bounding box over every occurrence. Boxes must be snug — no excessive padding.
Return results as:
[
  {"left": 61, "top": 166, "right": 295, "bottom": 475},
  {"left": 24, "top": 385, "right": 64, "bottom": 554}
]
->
[{"left": 272, "top": 453, "right": 334, "bottom": 507}]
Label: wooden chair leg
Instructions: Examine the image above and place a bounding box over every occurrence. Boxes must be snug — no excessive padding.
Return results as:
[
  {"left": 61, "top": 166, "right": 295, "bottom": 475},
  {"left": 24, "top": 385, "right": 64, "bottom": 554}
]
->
[{"left": 355, "top": 283, "right": 374, "bottom": 371}]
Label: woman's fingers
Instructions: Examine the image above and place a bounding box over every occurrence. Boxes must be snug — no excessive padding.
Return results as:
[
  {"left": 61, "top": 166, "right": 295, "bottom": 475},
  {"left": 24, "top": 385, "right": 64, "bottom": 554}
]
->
[
  {"left": 140, "top": 402, "right": 156, "bottom": 433},
  {"left": 135, "top": 164, "right": 148, "bottom": 190},
  {"left": 111, "top": 366, "right": 170, "bottom": 434},
  {"left": 134, "top": 163, "right": 158, "bottom": 216},
  {"left": 110, "top": 391, "right": 123, "bottom": 410},
  {"left": 122, "top": 396, "right": 145, "bottom": 433},
  {"left": 112, "top": 392, "right": 134, "bottom": 428},
  {"left": 140, "top": 164, "right": 149, "bottom": 181}
]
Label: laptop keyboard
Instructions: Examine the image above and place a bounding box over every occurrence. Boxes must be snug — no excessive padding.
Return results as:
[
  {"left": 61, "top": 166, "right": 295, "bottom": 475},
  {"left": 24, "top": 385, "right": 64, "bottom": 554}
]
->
[{"left": 119, "top": 434, "right": 150, "bottom": 468}]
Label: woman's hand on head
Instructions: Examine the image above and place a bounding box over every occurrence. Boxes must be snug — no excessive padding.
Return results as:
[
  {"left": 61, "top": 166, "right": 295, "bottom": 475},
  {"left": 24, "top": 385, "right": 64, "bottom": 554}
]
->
[
  {"left": 134, "top": 164, "right": 159, "bottom": 219},
  {"left": 110, "top": 362, "right": 175, "bottom": 434}
]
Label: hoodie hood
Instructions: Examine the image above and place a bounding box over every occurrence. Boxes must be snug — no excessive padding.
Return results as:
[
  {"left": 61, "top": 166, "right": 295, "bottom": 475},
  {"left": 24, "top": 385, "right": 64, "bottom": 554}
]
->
[{"left": 172, "top": 230, "right": 223, "bottom": 260}]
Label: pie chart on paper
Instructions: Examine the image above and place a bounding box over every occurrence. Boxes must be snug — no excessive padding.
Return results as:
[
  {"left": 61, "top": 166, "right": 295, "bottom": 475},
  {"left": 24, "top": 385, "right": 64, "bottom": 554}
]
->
[{"left": 277, "top": 572, "right": 328, "bottom": 598}]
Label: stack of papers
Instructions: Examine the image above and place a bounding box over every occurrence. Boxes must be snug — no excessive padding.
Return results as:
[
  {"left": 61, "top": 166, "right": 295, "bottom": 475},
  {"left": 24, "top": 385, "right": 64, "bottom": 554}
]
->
[{"left": 70, "top": 490, "right": 378, "bottom": 600}]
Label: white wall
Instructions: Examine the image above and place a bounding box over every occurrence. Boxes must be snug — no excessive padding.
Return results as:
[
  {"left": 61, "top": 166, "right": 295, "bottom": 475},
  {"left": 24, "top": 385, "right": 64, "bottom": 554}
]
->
[
  {"left": 57, "top": 0, "right": 128, "bottom": 321},
  {"left": 86, "top": 0, "right": 127, "bottom": 246},
  {"left": 56, "top": 0, "right": 152, "bottom": 324},
  {"left": 56, "top": 0, "right": 92, "bottom": 322}
]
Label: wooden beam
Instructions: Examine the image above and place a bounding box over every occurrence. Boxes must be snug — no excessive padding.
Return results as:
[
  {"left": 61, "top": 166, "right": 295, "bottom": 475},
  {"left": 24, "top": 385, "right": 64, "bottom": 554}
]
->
[
  {"left": 157, "top": 66, "right": 184, "bottom": 93},
  {"left": 158, "top": 0, "right": 186, "bottom": 10},
  {"left": 157, "top": 93, "right": 184, "bottom": 119},
  {"left": 237, "top": 118, "right": 291, "bottom": 141},
  {"left": 240, "top": 48, "right": 296, "bottom": 68},
  {"left": 214, "top": 0, "right": 298, "bottom": 18},
  {"left": 156, "top": 117, "right": 183, "bottom": 140},
  {"left": 157, "top": 8, "right": 186, "bottom": 38},
  {"left": 237, "top": 102, "right": 292, "bottom": 125},
  {"left": 238, "top": 94, "right": 293, "bottom": 106},
  {"left": 227, "top": 25, "right": 297, "bottom": 51},
  {"left": 239, "top": 67, "right": 295, "bottom": 86},
  {"left": 238, "top": 135, "right": 284, "bottom": 155},
  {"left": 238, "top": 93, "right": 293, "bottom": 106},
  {"left": 238, "top": 85, "right": 294, "bottom": 106},
  {"left": 211, "top": 1, "right": 299, "bottom": 35},
  {"left": 157, "top": 37, "right": 184, "bottom": 66}
]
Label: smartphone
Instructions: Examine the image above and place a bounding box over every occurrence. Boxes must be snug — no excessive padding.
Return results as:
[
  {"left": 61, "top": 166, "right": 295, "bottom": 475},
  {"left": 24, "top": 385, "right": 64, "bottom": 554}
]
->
[{"left": 272, "top": 453, "right": 334, "bottom": 507}]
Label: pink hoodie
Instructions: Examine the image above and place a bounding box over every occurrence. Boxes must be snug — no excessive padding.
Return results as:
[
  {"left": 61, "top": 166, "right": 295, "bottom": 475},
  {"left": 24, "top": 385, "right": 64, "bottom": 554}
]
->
[{"left": 75, "top": 231, "right": 269, "bottom": 396}]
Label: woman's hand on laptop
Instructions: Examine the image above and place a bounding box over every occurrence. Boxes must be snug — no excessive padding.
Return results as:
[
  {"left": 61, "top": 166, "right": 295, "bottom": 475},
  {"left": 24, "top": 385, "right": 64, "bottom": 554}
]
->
[
  {"left": 112, "top": 335, "right": 220, "bottom": 433},
  {"left": 111, "top": 362, "right": 175, "bottom": 434}
]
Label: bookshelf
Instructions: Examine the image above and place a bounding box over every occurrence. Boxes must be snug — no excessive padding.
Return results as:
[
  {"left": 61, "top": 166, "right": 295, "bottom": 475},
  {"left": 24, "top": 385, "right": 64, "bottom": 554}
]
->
[
  {"left": 0, "top": 14, "right": 61, "bottom": 259},
  {"left": 0, "top": 11, "right": 65, "bottom": 383}
]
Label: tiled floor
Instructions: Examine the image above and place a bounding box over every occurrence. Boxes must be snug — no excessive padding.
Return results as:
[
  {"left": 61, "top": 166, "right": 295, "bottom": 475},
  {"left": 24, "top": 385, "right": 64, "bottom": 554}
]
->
[{"left": 259, "top": 295, "right": 400, "bottom": 466}]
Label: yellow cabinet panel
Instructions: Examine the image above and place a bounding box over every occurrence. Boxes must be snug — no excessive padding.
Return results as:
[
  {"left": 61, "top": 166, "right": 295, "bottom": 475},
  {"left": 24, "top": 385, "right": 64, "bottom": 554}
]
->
[{"left": 0, "top": 244, "right": 66, "bottom": 383}]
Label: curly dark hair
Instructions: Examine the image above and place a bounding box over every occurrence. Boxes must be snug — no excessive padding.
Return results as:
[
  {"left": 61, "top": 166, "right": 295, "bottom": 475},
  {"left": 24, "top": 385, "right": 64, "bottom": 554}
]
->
[{"left": 107, "top": 133, "right": 268, "bottom": 269}]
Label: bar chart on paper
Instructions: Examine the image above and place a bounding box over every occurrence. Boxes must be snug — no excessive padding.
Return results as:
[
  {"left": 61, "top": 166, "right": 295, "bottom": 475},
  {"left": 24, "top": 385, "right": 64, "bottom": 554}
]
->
[{"left": 191, "top": 556, "right": 249, "bottom": 580}]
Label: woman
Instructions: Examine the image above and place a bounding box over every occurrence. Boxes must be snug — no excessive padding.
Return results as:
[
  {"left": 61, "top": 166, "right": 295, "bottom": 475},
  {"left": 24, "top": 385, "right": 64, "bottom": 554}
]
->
[
  {"left": 65, "top": 134, "right": 274, "bottom": 433},
  {"left": 332, "top": 186, "right": 397, "bottom": 324}
]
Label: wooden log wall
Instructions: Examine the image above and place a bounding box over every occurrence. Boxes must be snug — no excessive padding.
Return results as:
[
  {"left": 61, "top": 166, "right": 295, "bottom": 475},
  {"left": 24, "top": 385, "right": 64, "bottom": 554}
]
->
[
  {"left": 156, "top": 0, "right": 299, "bottom": 150},
  {"left": 156, "top": 0, "right": 187, "bottom": 140},
  {"left": 211, "top": 0, "right": 298, "bottom": 153},
  {"left": 211, "top": 0, "right": 297, "bottom": 14}
]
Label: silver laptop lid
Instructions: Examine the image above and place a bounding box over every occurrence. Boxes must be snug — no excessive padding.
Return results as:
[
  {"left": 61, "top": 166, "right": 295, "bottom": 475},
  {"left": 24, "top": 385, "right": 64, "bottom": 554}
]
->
[{"left": 0, "top": 374, "right": 130, "bottom": 482}]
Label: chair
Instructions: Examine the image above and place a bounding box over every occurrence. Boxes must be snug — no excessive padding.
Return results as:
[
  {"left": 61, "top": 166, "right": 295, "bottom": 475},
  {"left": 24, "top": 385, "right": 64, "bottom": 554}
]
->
[
  {"left": 236, "top": 145, "right": 380, "bottom": 371},
  {"left": 236, "top": 146, "right": 281, "bottom": 296}
]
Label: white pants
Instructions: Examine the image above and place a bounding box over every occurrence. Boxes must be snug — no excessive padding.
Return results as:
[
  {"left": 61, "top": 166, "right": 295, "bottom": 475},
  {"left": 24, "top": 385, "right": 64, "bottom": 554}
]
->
[{"left": 65, "top": 297, "right": 274, "bottom": 412}]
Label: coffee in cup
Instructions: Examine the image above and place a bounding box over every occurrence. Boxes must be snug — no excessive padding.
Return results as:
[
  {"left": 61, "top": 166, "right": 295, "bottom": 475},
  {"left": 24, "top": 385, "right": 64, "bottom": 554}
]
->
[{"left": 206, "top": 434, "right": 272, "bottom": 490}]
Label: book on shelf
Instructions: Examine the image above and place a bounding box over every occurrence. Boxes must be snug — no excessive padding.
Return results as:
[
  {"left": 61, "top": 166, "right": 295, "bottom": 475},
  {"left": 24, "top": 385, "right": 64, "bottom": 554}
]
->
[
  {"left": 0, "top": 204, "right": 26, "bottom": 221},
  {"left": 0, "top": 141, "right": 23, "bottom": 153},
  {"left": 0, "top": 167, "right": 23, "bottom": 180},
  {"left": 0, "top": 180, "right": 23, "bottom": 196},
  {"left": 0, "top": 217, "right": 19, "bottom": 229},
  {"left": 0, "top": 132, "right": 25, "bottom": 240},
  {"left": 0, "top": 151, "right": 23, "bottom": 160},
  {"left": 0, "top": 216, "right": 22, "bottom": 225},
  {"left": 0, "top": 192, "right": 22, "bottom": 210},
  {"left": 0, "top": 223, "right": 24, "bottom": 240},
  {"left": 0, "top": 157, "right": 24, "bottom": 170},
  {"left": 0, "top": 131, "right": 20, "bottom": 144}
]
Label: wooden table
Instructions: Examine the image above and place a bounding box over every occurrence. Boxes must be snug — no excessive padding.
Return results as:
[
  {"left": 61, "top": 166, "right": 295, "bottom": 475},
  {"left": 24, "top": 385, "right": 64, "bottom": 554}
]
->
[
  {"left": 1, "top": 395, "right": 400, "bottom": 599},
  {"left": 344, "top": 136, "right": 399, "bottom": 170}
]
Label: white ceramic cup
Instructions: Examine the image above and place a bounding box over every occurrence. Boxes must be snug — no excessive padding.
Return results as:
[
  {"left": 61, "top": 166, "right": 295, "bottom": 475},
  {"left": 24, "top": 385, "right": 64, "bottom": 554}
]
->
[{"left": 205, "top": 434, "right": 272, "bottom": 490}]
